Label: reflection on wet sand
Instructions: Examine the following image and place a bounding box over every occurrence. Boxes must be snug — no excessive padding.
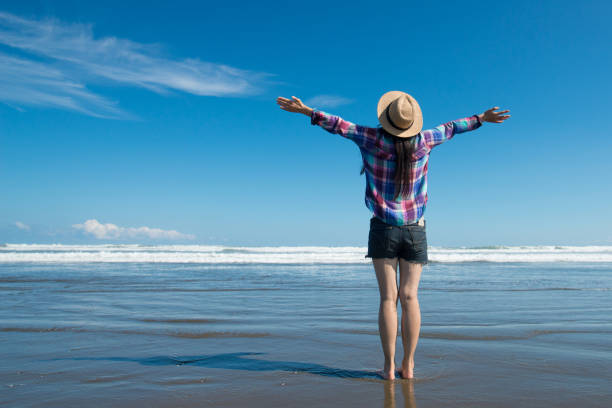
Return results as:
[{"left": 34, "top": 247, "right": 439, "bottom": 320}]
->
[{"left": 383, "top": 379, "right": 417, "bottom": 408}]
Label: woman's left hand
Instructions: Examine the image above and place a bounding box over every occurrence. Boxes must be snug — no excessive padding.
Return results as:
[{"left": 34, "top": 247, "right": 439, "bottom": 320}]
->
[{"left": 276, "top": 96, "right": 313, "bottom": 116}]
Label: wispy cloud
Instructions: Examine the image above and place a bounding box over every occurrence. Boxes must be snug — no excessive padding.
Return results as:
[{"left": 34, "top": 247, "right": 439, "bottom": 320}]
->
[
  {"left": 304, "top": 94, "right": 353, "bottom": 109},
  {"left": 0, "top": 11, "right": 271, "bottom": 118},
  {"left": 0, "top": 53, "right": 126, "bottom": 118},
  {"left": 72, "top": 219, "right": 195, "bottom": 240},
  {"left": 15, "top": 221, "right": 30, "bottom": 231}
]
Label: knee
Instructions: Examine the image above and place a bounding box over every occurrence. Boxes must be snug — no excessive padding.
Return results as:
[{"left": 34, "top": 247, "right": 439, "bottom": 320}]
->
[
  {"left": 399, "top": 291, "right": 418, "bottom": 308},
  {"left": 380, "top": 293, "right": 398, "bottom": 306}
]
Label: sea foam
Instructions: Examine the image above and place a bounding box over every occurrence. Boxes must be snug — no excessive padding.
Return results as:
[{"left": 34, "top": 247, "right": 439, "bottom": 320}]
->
[{"left": 1, "top": 244, "right": 612, "bottom": 263}]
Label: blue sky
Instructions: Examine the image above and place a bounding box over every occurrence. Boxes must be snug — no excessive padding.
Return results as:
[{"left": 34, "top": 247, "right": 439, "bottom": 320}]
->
[{"left": 1, "top": 0, "right": 611, "bottom": 246}]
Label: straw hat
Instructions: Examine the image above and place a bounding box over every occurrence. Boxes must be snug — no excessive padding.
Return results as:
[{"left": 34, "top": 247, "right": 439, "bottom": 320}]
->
[{"left": 377, "top": 91, "right": 423, "bottom": 138}]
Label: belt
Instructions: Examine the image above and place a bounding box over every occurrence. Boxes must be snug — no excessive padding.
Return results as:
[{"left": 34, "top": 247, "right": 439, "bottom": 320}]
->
[{"left": 371, "top": 215, "right": 425, "bottom": 227}]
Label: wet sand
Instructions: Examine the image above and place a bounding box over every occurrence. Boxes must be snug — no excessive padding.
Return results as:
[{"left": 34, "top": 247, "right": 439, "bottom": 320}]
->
[{"left": 1, "top": 261, "right": 611, "bottom": 407}]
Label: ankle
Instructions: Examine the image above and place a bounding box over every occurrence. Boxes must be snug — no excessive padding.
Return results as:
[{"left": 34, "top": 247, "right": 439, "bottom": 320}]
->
[{"left": 384, "top": 360, "right": 395, "bottom": 370}]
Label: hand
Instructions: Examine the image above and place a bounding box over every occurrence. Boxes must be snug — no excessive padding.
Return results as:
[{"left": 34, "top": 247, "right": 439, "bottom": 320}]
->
[
  {"left": 276, "top": 96, "right": 313, "bottom": 116},
  {"left": 479, "top": 107, "right": 510, "bottom": 124}
]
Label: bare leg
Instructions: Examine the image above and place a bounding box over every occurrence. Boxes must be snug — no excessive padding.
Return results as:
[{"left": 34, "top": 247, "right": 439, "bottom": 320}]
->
[
  {"left": 398, "top": 260, "right": 423, "bottom": 379},
  {"left": 373, "top": 257, "right": 399, "bottom": 380}
]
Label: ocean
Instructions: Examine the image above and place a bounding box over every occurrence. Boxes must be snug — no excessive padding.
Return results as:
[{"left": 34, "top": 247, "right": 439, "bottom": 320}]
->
[{"left": 1, "top": 244, "right": 611, "bottom": 407}]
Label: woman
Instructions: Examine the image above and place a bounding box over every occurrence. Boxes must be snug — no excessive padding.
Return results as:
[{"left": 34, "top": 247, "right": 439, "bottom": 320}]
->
[{"left": 276, "top": 92, "right": 510, "bottom": 380}]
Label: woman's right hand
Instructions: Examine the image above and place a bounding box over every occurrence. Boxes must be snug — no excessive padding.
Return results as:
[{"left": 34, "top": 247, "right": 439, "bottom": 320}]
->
[
  {"left": 276, "top": 96, "right": 313, "bottom": 116},
  {"left": 479, "top": 107, "right": 511, "bottom": 123}
]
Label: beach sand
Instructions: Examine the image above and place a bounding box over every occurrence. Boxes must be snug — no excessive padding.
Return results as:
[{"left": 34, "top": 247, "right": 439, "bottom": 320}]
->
[{"left": 1, "top": 257, "right": 611, "bottom": 407}]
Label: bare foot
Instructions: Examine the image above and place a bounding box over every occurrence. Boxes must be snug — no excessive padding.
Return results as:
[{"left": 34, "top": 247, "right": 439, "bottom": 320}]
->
[
  {"left": 378, "top": 365, "right": 396, "bottom": 380},
  {"left": 398, "top": 358, "right": 414, "bottom": 379}
]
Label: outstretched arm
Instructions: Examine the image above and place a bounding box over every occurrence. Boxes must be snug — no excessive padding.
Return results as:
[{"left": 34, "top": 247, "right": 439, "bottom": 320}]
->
[
  {"left": 422, "top": 106, "right": 510, "bottom": 150},
  {"left": 276, "top": 96, "right": 380, "bottom": 151}
]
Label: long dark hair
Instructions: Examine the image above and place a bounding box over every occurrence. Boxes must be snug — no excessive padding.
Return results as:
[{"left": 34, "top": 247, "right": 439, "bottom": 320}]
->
[{"left": 360, "top": 126, "right": 416, "bottom": 200}]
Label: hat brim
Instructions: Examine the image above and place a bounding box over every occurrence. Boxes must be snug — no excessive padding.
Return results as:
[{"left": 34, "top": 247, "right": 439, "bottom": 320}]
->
[{"left": 377, "top": 91, "right": 423, "bottom": 138}]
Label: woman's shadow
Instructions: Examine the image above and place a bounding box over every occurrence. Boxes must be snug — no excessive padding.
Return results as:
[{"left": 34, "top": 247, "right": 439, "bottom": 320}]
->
[
  {"left": 69, "top": 351, "right": 381, "bottom": 379},
  {"left": 65, "top": 351, "right": 418, "bottom": 406}
]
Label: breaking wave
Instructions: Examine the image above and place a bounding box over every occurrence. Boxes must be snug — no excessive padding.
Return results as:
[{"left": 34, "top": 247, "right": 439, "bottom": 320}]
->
[{"left": 1, "top": 244, "right": 612, "bottom": 263}]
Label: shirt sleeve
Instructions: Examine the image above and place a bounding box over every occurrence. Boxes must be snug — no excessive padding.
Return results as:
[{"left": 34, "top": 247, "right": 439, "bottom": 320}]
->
[
  {"left": 310, "top": 109, "right": 380, "bottom": 152},
  {"left": 421, "top": 115, "right": 482, "bottom": 150}
]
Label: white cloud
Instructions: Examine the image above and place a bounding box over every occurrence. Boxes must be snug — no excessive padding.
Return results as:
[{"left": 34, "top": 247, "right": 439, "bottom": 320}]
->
[
  {"left": 0, "top": 11, "right": 271, "bottom": 118},
  {"left": 304, "top": 94, "right": 353, "bottom": 109},
  {"left": 72, "top": 219, "right": 195, "bottom": 240},
  {"left": 15, "top": 221, "right": 30, "bottom": 231},
  {"left": 0, "top": 53, "right": 126, "bottom": 118}
]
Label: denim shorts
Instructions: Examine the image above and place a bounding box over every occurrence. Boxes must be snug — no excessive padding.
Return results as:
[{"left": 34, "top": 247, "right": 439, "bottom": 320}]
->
[{"left": 365, "top": 216, "right": 428, "bottom": 264}]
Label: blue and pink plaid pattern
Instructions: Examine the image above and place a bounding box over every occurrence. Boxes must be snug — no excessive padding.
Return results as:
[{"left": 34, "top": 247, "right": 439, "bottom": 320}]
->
[{"left": 311, "top": 110, "right": 482, "bottom": 226}]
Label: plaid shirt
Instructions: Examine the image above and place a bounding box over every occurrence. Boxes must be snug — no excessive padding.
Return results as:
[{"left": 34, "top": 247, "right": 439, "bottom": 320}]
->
[{"left": 311, "top": 109, "right": 482, "bottom": 226}]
